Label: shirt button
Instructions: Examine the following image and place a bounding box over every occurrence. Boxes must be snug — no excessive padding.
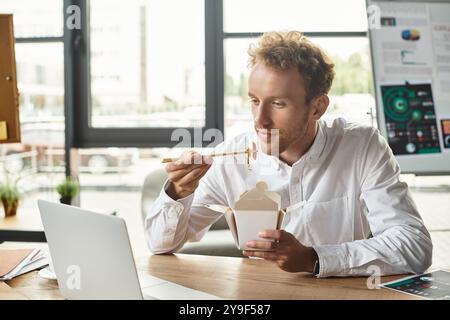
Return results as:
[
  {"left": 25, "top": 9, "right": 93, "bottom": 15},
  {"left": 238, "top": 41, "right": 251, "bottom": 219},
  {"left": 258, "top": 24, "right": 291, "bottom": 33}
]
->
[
  {"left": 168, "top": 207, "right": 178, "bottom": 218},
  {"left": 292, "top": 177, "right": 300, "bottom": 184}
]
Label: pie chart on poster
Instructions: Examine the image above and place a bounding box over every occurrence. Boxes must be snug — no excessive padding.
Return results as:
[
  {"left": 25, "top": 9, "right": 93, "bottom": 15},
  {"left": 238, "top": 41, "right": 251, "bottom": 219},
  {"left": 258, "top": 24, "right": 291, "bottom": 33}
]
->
[{"left": 445, "top": 135, "right": 450, "bottom": 148}]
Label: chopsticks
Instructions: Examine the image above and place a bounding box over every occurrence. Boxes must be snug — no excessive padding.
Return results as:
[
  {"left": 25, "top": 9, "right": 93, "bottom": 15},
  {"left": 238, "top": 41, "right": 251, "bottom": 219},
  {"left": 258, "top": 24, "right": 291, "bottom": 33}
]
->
[
  {"left": 161, "top": 151, "right": 249, "bottom": 163},
  {"left": 161, "top": 142, "right": 258, "bottom": 164}
]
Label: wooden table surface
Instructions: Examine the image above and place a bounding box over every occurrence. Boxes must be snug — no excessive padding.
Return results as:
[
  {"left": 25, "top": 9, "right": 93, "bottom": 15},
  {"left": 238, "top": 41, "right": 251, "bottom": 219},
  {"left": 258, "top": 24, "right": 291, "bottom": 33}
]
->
[
  {"left": 0, "top": 208, "right": 43, "bottom": 231},
  {"left": 135, "top": 254, "right": 419, "bottom": 300},
  {"left": 1, "top": 242, "right": 422, "bottom": 300}
]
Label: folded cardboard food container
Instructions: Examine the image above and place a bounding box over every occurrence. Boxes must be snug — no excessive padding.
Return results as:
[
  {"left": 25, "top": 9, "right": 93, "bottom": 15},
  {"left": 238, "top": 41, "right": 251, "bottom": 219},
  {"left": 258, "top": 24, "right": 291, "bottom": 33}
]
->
[{"left": 205, "top": 181, "right": 285, "bottom": 250}]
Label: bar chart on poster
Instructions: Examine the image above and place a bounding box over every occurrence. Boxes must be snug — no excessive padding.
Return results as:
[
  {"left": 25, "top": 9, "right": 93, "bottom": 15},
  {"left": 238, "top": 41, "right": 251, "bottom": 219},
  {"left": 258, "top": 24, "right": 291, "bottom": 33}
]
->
[{"left": 368, "top": 0, "right": 450, "bottom": 174}]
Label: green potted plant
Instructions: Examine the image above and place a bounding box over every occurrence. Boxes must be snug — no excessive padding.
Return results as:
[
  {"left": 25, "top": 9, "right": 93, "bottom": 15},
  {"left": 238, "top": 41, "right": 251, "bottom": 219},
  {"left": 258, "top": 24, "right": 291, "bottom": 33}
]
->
[
  {"left": 0, "top": 175, "right": 21, "bottom": 217},
  {"left": 56, "top": 177, "right": 80, "bottom": 205}
]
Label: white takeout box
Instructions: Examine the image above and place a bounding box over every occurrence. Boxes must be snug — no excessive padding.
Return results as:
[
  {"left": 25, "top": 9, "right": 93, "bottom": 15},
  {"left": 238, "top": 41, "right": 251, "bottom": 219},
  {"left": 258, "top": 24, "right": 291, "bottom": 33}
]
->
[{"left": 205, "top": 181, "right": 285, "bottom": 250}]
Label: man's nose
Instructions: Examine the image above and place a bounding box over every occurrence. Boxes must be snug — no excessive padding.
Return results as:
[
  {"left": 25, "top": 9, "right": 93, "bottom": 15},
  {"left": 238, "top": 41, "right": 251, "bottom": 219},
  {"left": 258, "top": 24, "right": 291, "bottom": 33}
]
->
[{"left": 254, "top": 103, "right": 272, "bottom": 128}]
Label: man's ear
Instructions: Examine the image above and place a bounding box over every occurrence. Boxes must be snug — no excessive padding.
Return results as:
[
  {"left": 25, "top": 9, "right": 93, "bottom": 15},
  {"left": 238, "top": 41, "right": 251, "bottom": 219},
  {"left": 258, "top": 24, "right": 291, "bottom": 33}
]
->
[{"left": 309, "top": 94, "right": 329, "bottom": 120}]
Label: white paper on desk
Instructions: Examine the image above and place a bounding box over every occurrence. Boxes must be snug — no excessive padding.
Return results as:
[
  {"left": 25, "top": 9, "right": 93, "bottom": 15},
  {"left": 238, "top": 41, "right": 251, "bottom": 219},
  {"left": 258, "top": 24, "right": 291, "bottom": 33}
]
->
[
  {"left": 140, "top": 274, "right": 222, "bottom": 300},
  {"left": 0, "top": 257, "right": 48, "bottom": 281},
  {"left": 234, "top": 210, "right": 279, "bottom": 250},
  {"left": 142, "top": 281, "right": 223, "bottom": 300},
  {"left": 0, "top": 248, "right": 46, "bottom": 281},
  {"left": 12, "top": 256, "right": 48, "bottom": 278}
]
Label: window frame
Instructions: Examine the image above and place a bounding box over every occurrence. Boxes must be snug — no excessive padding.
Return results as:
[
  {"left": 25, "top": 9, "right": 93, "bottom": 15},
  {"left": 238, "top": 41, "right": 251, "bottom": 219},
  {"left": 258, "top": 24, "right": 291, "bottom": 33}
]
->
[
  {"left": 222, "top": 2, "right": 369, "bottom": 137},
  {"left": 12, "top": 0, "right": 371, "bottom": 177},
  {"left": 67, "top": 0, "right": 224, "bottom": 149},
  {"left": 12, "top": 5, "right": 66, "bottom": 172}
]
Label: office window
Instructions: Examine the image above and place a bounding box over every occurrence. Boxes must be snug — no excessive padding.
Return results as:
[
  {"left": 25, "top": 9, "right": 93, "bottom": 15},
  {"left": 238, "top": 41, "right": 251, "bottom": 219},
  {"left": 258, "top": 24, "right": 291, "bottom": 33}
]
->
[
  {"left": 16, "top": 44, "right": 65, "bottom": 120},
  {"left": 0, "top": 0, "right": 63, "bottom": 37},
  {"left": 224, "top": 0, "right": 368, "bottom": 33},
  {"left": 0, "top": 3, "right": 65, "bottom": 210},
  {"left": 90, "top": 0, "right": 205, "bottom": 129},
  {"left": 224, "top": 37, "right": 375, "bottom": 140},
  {"left": 71, "top": 0, "right": 220, "bottom": 148},
  {"left": 76, "top": 148, "right": 168, "bottom": 188},
  {"left": 313, "top": 37, "right": 375, "bottom": 127},
  {"left": 223, "top": 0, "right": 375, "bottom": 141},
  {"left": 224, "top": 39, "right": 253, "bottom": 140}
]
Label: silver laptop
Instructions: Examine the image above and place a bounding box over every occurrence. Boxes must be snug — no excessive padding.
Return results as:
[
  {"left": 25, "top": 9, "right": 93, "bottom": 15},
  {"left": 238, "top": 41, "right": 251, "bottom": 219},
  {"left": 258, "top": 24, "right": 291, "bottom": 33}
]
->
[{"left": 37, "top": 199, "right": 220, "bottom": 300}]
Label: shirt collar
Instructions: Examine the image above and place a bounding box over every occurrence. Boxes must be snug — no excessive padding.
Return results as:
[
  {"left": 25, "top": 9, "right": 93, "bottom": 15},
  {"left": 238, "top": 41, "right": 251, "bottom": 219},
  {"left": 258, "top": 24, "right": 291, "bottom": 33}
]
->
[
  {"left": 286, "top": 119, "right": 328, "bottom": 168},
  {"left": 303, "top": 119, "right": 327, "bottom": 162}
]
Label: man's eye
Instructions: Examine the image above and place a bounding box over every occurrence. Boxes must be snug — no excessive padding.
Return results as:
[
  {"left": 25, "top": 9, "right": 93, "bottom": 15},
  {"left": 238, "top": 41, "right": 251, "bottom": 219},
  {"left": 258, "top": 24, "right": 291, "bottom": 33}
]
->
[
  {"left": 249, "top": 98, "right": 259, "bottom": 104},
  {"left": 272, "top": 101, "right": 285, "bottom": 107}
]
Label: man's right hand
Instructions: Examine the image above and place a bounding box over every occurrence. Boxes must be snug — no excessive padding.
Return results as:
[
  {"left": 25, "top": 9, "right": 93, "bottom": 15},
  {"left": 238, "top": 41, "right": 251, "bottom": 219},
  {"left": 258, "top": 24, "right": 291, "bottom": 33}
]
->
[{"left": 165, "top": 150, "right": 213, "bottom": 200}]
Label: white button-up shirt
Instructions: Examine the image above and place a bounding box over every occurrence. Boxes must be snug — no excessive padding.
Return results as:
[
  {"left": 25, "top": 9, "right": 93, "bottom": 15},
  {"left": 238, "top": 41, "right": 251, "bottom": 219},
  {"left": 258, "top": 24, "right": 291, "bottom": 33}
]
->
[{"left": 145, "top": 118, "right": 432, "bottom": 278}]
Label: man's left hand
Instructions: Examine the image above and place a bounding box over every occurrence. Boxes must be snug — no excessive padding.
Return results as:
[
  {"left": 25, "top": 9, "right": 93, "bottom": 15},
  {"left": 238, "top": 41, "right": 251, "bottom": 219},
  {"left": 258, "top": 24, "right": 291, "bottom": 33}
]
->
[{"left": 243, "top": 229, "right": 318, "bottom": 273}]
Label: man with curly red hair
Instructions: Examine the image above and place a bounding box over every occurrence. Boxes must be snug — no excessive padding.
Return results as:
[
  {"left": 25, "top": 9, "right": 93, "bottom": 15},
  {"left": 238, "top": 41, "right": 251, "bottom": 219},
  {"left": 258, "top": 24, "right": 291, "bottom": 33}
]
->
[{"left": 145, "top": 31, "right": 432, "bottom": 278}]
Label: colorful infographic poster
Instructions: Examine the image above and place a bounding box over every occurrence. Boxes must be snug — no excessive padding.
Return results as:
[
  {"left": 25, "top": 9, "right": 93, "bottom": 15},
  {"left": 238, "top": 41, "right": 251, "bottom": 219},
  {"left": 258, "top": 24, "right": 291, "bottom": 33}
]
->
[
  {"left": 441, "top": 119, "right": 450, "bottom": 148},
  {"left": 381, "top": 83, "right": 441, "bottom": 155},
  {"left": 382, "top": 270, "right": 450, "bottom": 300}
]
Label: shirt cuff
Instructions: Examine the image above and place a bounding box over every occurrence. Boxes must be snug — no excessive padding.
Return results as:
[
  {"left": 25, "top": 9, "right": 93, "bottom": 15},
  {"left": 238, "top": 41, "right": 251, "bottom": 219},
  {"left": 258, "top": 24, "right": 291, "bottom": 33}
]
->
[
  {"left": 153, "top": 180, "right": 195, "bottom": 248},
  {"left": 146, "top": 179, "right": 195, "bottom": 222},
  {"left": 160, "top": 179, "right": 195, "bottom": 208},
  {"left": 312, "top": 244, "right": 349, "bottom": 278}
]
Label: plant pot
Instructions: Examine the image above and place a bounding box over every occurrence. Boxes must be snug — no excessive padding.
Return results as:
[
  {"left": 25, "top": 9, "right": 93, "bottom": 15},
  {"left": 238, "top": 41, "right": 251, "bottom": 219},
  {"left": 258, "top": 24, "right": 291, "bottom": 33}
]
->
[
  {"left": 1, "top": 198, "right": 18, "bottom": 217},
  {"left": 59, "top": 196, "right": 72, "bottom": 205}
]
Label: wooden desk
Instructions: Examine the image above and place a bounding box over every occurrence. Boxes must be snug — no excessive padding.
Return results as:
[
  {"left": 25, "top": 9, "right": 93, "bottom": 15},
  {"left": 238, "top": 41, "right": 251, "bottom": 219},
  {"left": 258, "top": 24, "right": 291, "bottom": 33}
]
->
[
  {"left": 0, "top": 206, "right": 116, "bottom": 243},
  {"left": 0, "top": 282, "right": 28, "bottom": 300},
  {"left": 1, "top": 242, "right": 421, "bottom": 300},
  {"left": 0, "top": 208, "right": 46, "bottom": 242},
  {"left": 0, "top": 207, "right": 43, "bottom": 230}
]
